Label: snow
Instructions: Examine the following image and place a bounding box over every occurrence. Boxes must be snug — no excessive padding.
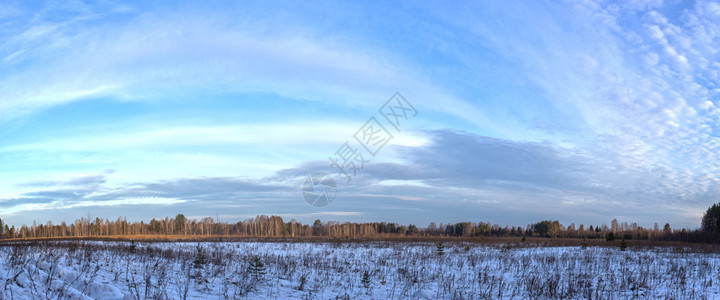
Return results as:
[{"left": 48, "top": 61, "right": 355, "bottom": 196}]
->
[{"left": 0, "top": 241, "right": 718, "bottom": 299}]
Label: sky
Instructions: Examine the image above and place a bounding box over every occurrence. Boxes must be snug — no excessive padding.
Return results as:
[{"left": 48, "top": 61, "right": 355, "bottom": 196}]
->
[{"left": 1, "top": 0, "right": 720, "bottom": 229}]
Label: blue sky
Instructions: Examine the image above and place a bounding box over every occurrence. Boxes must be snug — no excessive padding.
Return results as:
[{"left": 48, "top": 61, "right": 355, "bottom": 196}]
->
[{"left": 1, "top": 0, "right": 720, "bottom": 228}]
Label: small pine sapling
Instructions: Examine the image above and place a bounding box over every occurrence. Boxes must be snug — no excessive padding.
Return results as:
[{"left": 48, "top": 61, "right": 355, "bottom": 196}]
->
[
  {"left": 361, "top": 270, "right": 371, "bottom": 288},
  {"left": 436, "top": 242, "right": 445, "bottom": 255},
  {"left": 193, "top": 245, "right": 206, "bottom": 268},
  {"left": 620, "top": 239, "right": 627, "bottom": 251},
  {"left": 247, "top": 256, "right": 266, "bottom": 278}
]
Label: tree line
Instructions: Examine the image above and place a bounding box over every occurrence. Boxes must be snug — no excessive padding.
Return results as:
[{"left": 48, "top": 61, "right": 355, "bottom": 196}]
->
[{"left": 0, "top": 213, "right": 719, "bottom": 243}]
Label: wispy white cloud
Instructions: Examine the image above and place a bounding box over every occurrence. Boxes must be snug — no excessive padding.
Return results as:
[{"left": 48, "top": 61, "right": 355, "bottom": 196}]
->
[{"left": 2, "top": 1, "right": 720, "bottom": 229}]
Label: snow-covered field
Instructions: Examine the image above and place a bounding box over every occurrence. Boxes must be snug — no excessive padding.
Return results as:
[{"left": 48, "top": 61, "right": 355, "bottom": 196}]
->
[{"left": 0, "top": 240, "right": 719, "bottom": 299}]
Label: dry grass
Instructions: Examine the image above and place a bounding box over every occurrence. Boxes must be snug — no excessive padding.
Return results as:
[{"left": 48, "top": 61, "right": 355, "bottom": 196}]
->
[
  {"left": 2, "top": 235, "right": 720, "bottom": 252},
  {"left": 2, "top": 239, "right": 719, "bottom": 298}
]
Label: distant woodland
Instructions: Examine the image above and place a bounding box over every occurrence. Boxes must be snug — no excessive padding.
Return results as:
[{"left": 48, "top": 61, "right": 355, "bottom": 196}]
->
[{"left": 2, "top": 211, "right": 720, "bottom": 243}]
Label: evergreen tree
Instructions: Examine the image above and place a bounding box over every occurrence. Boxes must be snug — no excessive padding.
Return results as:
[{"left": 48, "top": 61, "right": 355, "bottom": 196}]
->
[
  {"left": 702, "top": 203, "right": 720, "bottom": 233},
  {"left": 436, "top": 242, "right": 445, "bottom": 255},
  {"left": 606, "top": 232, "right": 616, "bottom": 241},
  {"left": 312, "top": 219, "right": 323, "bottom": 236},
  {"left": 663, "top": 223, "right": 671, "bottom": 234},
  {"left": 193, "top": 244, "right": 206, "bottom": 268},
  {"left": 533, "top": 221, "right": 550, "bottom": 237},
  {"left": 361, "top": 270, "right": 371, "bottom": 288},
  {"left": 247, "top": 256, "right": 266, "bottom": 278},
  {"left": 407, "top": 224, "right": 419, "bottom": 235},
  {"left": 175, "top": 214, "right": 186, "bottom": 234}
]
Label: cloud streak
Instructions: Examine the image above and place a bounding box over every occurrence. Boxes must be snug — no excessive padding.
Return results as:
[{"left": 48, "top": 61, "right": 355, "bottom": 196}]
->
[{"left": 1, "top": 129, "right": 713, "bottom": 227}]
